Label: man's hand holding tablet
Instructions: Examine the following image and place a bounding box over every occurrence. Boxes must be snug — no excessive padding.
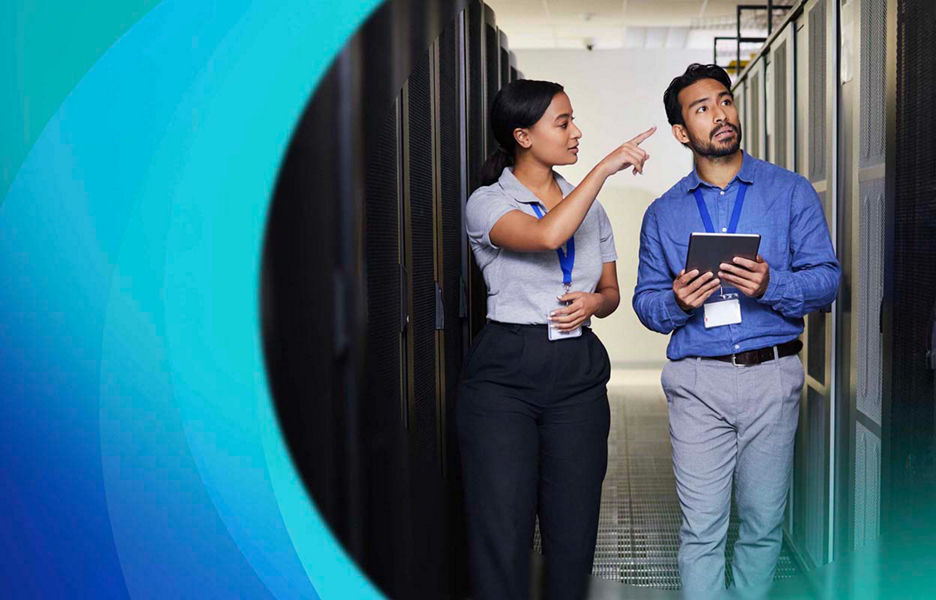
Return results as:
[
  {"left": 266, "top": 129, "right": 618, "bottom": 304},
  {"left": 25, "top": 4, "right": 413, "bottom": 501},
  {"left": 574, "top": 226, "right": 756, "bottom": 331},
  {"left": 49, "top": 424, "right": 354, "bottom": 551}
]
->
[
  {"left": 718, "top": 255, "right": 770, "bottom": 298},
  {"left": 674, "top": 232, "right": 764, "bottom": 311},
  {"left": 673, "top": 268, "right": 721, "bottom": 312}
]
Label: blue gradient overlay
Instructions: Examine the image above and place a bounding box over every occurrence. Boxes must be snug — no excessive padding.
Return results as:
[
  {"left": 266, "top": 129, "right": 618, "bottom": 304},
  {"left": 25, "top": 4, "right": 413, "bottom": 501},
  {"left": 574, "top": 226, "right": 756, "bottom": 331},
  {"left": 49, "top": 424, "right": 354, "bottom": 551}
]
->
[{"left": 1, "top": 1, "right": 382, "bottom": 597}]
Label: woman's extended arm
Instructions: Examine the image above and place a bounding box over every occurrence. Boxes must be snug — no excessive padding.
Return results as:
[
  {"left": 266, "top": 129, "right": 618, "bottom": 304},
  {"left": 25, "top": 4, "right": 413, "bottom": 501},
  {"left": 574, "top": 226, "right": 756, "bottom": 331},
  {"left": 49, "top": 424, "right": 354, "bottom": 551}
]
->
[{"left": 489, "top": 127, "right": 655, "bottom": 252}]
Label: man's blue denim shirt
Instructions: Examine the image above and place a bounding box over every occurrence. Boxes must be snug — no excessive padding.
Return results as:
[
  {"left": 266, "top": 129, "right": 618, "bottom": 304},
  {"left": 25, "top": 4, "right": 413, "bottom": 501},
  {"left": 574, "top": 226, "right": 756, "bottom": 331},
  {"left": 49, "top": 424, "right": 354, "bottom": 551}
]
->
[{"left": 632, "top": 151, "right": 840, "bottom": 360}]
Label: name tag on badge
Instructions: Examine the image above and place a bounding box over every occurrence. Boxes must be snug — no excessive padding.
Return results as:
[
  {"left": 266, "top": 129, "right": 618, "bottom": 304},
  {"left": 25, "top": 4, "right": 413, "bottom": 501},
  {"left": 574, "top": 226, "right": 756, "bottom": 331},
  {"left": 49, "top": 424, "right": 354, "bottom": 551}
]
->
[
  {"left": 548, "top": 323, "right": 582, "bottom": 341},
  {"left": 547, "top": 307, "right": 582, "bottom": 341},
  {"left": 548, "top": 286, "right": 582, "bottom": 341},
  {"left": 704, "top": 296, "right": 742, "bottom": 328}
]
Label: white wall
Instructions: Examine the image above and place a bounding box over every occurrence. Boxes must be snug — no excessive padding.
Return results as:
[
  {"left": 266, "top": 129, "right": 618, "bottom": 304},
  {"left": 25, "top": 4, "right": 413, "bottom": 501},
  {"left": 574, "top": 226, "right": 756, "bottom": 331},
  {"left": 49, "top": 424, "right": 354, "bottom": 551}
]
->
[{"left": 513, "top": 48, "right": 709, "bottom": 367}]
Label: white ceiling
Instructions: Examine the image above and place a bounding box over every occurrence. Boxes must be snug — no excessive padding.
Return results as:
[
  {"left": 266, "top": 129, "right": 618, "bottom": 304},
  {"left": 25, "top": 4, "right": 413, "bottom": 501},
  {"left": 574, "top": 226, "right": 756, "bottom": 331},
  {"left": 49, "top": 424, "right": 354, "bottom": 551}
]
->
[{"left": 485, "top": 0, "right": 776, "bottom": 52}]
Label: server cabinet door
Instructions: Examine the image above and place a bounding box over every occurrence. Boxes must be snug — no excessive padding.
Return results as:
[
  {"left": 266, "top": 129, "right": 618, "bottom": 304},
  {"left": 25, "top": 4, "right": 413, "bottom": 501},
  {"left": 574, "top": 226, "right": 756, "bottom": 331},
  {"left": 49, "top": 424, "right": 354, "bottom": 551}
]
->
[
  {"left": 769, "top": 28, "right": 795, "bottom": 171},
  {"left": 747, "top": 58, "right": 766, "bottom": 161},
  {"left": 734, "top": 80, "right": 746, "bottom": 154},
  {"left": 433, "top": 19, "right": 472, "bottom": 594},
  {"left": 791, "top": 0, "right": 838, "bottom": 569},
  {"left": 763, "top": 24, "right": 797, "bottom": 539},
  {"left": 885, "top": 0, "right": 936, "bottom": 545},
  {"left": 402, "top": 49, "right": 445, "bottom": 596},
  {"left": 837, "top": 0, "right": 889, "bottom": 557},
  {"left": 466, "top": 0, "right": 488, "bottom": 340},
  {"left": 403, "top": 51, "right": 441, "bottom": 469},
  {"left": 263, "top": 59, "right": 350, "bottom": 547},
  {"left": 361, "top": 92, "right": 416, "bottom": 596},
  {"left": 483, "top": 4, "right": 500, "bottom": 157},
  {"left": 499, "top": 29, "right": 510, "bottom": 89},
  {"left": 435, "top": 15, "right": 467, "bottom": 479}
]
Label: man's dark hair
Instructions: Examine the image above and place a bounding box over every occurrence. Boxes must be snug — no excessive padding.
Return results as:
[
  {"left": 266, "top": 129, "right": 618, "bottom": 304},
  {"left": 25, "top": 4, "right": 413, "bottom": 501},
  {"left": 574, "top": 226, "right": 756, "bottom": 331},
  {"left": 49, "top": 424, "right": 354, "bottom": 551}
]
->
[{"left": 663, "top": 63, "right": 733, "bottom": 126}]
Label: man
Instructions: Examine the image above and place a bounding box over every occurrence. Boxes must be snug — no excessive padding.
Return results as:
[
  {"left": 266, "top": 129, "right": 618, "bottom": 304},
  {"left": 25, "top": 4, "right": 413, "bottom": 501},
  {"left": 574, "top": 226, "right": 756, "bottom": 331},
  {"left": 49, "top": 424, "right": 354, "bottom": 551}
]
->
[{"left": 632, "top": 64, "right": 840, "bottom": 597}]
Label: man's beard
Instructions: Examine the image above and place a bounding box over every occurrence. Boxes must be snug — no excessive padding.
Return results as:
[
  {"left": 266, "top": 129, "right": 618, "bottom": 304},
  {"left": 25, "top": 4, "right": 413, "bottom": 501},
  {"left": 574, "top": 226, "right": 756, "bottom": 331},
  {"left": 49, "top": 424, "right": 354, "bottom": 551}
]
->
[{"left": 687, "top": 122, "right": 742, "bottom": 158}]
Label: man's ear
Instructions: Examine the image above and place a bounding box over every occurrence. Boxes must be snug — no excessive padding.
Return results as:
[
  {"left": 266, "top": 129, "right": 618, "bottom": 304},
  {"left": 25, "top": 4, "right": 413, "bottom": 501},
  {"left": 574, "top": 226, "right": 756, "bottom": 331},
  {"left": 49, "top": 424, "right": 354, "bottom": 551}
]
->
[
  {"left": 513, "top": 128, "right": 532, "bottom": 149},
  {"left": 672, "top": 123, "right": 690, "bottom": 145}
]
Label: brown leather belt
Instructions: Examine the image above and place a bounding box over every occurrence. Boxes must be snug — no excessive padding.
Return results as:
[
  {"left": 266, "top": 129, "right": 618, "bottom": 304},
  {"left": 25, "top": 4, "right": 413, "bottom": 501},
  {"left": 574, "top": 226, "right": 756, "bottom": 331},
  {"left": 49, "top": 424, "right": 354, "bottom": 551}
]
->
[{"left": 699, "top": 339, "right": 803, "bottom": 366}]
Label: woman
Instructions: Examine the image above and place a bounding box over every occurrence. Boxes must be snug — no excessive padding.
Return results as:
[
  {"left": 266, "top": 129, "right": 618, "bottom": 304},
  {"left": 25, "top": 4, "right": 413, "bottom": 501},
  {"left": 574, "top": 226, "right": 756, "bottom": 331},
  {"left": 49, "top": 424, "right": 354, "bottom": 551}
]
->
[{"left": 457, "top": 78, "right": 655, "bottom": 600}]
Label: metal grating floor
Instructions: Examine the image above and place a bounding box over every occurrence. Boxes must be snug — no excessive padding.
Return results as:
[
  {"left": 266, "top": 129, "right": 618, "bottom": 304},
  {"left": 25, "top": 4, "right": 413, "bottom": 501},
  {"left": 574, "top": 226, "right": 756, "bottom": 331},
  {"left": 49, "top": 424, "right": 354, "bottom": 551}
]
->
[{"left": 533, "top": 374, "right": 802, "bottom": 591}]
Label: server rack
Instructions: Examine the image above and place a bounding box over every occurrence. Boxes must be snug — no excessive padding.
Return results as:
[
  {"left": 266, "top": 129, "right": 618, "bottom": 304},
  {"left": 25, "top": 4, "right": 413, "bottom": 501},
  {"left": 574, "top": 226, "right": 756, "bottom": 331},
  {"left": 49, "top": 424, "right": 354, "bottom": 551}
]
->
[
  {"left": 768, "top": 27, "right": 794, "bottom": 171},
  {"left": 401, "top": 45, "right": 446, "bottom": 596},
  {"left": 358, "top": 4, "right": 412, "bottom": 589},
  {"left": 483, "top": 4, "right": 500, "bottom": 157},
  {"left": 838, "top": 0, "right": 892, "bottom": 556},
  {"left": 435, "top": 8, "right": 467, "bottom": 477},
  {"left": 261, "top": 1, "right": 473, "bottom": 598},
  {"left": 262, "top": 44, "right": 369, "bottom": 561},
  {"left": 732, "top": 0, "right": 913, "bottom": 578},
  {"left": 262, "top": 2, "right": 526, "bottom": 597},
  {"left": 798, "top": 0, "right": 838, "bottom": 569},
  {"left": 499, "top": 30, "right": 510, "bottom": 89},
  {"left": 362, "top": 94, "right": 417, "bottom": 594},
  {"left": 466, "top": 0, "right": 489, "bottom": 340},
  {"left": 735, "top": 79, "right": 746, "bottom": 154},
  {"left": 884, "top": 0, "right": 936, "bottom": 542},
  {"left": 435, "top": 13, "right": 471, "bottom": 592},
  {"left": 747, "top": 58, "right": 766, "bottom": 160},
  {"left": 732, "top": 0, "right": 838, "bottom": 572},
  {"left": 762, "top": 21, "right": 797, "bottom": 535},
  {"left": 403, "top": 43, "right": 438, "bottom": 475}
]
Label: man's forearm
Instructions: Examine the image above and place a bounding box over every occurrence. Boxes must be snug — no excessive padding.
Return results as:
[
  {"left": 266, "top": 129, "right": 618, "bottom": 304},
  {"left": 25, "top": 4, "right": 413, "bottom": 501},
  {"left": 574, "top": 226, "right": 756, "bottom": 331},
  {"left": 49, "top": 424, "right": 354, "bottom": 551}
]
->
[
  {"left": 633, "top": 288, "right": 690, "bottom": 334},
  {"left": 758, "top": 263, "right": 840, "bottom": 318}
]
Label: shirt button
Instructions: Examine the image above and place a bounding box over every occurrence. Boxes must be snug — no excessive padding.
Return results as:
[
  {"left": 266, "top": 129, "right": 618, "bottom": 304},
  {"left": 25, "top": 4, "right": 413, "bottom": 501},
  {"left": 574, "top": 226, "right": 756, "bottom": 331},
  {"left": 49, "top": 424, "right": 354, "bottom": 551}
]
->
[
  {"left": 734, "top": 344, "right": 740, "bottom": 349},
  {"left": 720, "top": 190, "right": 725, "bottom": 195},
  {"left": 722, "top": 227, "right": 728, "bottom": 232}
]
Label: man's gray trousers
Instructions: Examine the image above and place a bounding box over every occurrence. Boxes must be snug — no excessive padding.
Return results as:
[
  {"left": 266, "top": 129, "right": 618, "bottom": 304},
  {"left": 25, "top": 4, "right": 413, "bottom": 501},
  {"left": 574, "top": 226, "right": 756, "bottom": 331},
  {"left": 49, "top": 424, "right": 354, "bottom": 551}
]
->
[{"left": 661, "top": 353, "right": 804, "bottom": 596}]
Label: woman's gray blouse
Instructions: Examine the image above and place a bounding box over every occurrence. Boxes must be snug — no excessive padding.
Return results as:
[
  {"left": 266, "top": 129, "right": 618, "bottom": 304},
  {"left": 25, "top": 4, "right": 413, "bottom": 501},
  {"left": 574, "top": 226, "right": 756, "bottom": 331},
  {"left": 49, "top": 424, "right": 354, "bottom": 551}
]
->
[{"left": 465, "top": 167, "right": 617, "bottom": 325}]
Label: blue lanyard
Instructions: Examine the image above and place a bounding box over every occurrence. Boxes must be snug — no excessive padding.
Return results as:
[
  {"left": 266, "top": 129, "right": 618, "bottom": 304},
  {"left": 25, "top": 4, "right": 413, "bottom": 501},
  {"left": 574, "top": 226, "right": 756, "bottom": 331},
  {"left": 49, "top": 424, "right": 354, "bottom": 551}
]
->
[
  {"left": 530, "top": 203, "right": 575, "bottom": 288},
  {"left": 693, "top": 181, "right": 748, "bottom": 234}
]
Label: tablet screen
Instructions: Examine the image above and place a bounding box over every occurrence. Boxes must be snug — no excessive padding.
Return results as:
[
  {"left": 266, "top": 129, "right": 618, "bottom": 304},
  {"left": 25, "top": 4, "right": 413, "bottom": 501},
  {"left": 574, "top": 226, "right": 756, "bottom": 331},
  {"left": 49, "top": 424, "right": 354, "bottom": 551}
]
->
[{"left": 685, "top": 233, "right": 761, "bottom": 277}]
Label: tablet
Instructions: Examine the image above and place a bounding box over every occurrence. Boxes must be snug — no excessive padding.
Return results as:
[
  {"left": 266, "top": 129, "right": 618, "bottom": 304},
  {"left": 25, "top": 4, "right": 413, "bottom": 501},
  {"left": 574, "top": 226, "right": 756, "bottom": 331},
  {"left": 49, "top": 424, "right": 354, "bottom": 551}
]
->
[{"left": 685, "top": 232, "right": 761, "bottom": 277}]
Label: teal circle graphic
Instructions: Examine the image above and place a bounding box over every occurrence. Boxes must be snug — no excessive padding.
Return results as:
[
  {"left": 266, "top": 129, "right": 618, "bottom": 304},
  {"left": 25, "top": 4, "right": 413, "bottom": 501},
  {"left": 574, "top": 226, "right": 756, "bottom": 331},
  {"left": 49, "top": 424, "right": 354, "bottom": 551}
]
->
[{"left": 1, "top": 1, "right": 383, "bottom": 596}]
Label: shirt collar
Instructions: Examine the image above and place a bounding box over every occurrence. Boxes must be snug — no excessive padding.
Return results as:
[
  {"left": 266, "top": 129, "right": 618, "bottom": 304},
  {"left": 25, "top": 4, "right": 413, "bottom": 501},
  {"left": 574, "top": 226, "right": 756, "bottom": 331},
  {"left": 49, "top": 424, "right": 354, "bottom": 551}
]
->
[
  {"left": 497, "top": 166, "right": 574, "bottom": 204},
  {"left": 685, "top": 150, "right": 756, "bottom": 192}
]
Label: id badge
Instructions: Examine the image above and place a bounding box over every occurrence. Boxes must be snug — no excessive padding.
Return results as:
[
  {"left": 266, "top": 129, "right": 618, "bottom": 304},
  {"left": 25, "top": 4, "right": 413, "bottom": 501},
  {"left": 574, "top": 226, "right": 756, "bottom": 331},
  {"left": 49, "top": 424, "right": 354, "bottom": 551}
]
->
[
  {"left": 703, "top": 294, "right": 742, "bottom": 329},
  {"left": 548, "top": 318, "right": 582, "bottom": 340},
  {"left": 547, "top": 293, "right": 582, "bottom": 341}
]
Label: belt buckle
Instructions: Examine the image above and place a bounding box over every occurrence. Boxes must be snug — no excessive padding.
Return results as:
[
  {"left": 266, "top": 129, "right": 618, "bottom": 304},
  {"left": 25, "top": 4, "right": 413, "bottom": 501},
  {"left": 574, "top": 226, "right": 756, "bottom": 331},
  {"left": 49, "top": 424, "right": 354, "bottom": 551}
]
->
[{"left": 731, "top": 353, "right": 739, "bottom": 367}]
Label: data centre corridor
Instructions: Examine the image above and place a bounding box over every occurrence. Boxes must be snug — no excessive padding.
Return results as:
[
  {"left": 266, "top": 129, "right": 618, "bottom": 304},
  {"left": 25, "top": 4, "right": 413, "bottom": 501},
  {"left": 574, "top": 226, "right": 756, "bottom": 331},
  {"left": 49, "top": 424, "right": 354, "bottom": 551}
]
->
[{"left": 260, "top": 0, "right": 936, "bottom": 597}]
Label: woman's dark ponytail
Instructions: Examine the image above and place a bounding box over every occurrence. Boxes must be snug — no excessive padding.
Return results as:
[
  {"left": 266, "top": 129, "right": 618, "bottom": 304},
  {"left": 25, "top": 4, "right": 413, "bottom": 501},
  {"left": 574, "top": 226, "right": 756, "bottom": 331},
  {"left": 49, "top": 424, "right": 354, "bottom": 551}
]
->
[
  {"left": 477, "top": 79, "right": 565, "bottom": 187},
  {"left": 479, "top": 146, "right": 514, "bottom": 188}
]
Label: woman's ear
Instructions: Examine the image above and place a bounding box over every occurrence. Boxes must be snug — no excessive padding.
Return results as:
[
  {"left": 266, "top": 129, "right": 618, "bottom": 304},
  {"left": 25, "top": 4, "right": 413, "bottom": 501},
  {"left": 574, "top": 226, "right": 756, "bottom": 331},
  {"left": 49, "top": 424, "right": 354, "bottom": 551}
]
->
[
  {"left": 513, "top": 127, "right": 532, "bottom": 149},
  {"left": 672, "top": 123, "right": 690, "bottom": 145}
]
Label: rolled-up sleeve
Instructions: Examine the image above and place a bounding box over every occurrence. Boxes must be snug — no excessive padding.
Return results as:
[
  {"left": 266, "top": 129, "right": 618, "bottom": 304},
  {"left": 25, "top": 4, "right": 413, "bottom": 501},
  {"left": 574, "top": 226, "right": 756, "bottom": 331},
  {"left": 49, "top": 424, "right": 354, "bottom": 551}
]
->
[
  {"left": 632, "top": 202, "right": 693, "bottom": 334},
  {"left": 465, "top": 188, "right": 517, "bottom": 250},
  {"left": 757, "top": 177, "right": 840, "bottom": 317}
]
